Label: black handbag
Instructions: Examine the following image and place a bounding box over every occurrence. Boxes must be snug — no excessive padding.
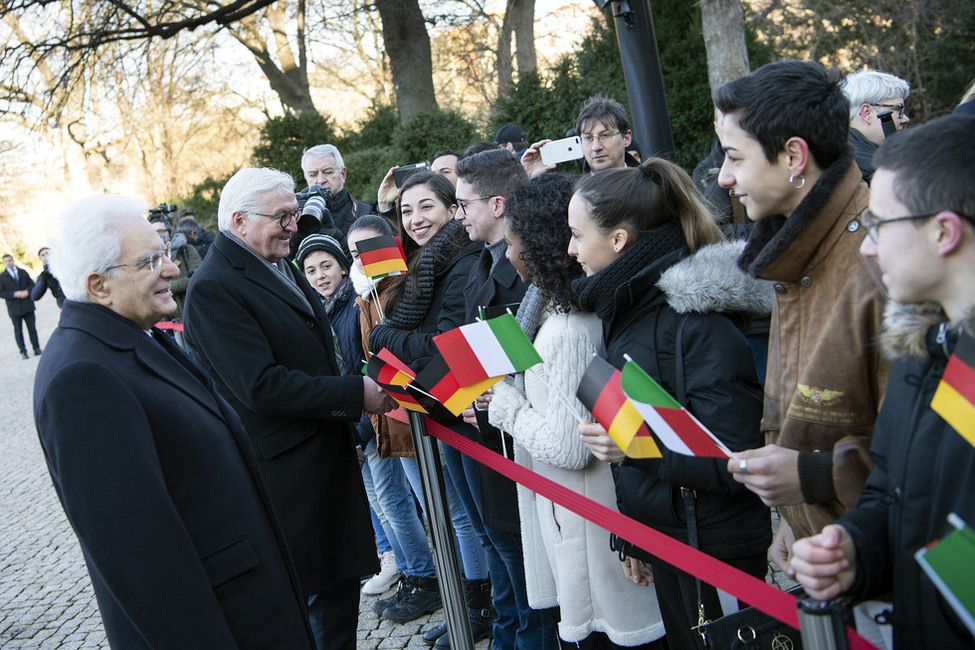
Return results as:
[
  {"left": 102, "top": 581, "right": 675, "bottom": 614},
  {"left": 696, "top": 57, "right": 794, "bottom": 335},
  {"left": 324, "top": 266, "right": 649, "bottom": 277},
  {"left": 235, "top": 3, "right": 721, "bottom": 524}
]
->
[
  {"left": 671, "top": 317, "right": 803, "bottom": 650},
  {"left": 702, "top": 586, "right": 805, "bottom": 649}
]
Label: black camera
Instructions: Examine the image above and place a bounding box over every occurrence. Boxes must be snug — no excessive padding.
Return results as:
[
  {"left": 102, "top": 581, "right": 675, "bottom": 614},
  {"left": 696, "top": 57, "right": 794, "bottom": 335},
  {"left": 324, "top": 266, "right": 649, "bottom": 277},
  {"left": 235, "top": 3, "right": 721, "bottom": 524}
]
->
[
  {"left": 147, "top": 203, "right": 177, "bottom": 230},
  {"left": 295, "top": 185, "right": 334, "bottom": 230}
]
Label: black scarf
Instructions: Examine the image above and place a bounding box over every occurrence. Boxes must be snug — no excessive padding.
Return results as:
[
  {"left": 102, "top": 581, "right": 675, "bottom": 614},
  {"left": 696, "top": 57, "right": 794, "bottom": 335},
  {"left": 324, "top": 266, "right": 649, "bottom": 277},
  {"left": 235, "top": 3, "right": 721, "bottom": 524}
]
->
[
  {"left": 385, "top": 219, "right": 467, "bottom": 331},
  {"left": 573, "top": 220, "right": 687, "bottom": 321}
]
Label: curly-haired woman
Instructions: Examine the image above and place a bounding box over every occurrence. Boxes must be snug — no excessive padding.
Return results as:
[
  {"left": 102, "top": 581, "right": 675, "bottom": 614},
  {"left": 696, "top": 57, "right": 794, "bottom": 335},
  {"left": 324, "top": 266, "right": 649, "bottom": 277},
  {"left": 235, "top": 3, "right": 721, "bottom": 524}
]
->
[{"left": 488, "top": 174, "right": 666, "bottom": 649}]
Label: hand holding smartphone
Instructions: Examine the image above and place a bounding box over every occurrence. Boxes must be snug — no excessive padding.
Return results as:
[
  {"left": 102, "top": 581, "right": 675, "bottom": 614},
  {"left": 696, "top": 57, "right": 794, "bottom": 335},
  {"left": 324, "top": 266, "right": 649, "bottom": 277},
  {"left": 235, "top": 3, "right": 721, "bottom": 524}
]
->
[{"left": 540, "top": 136, "right": 584, "bottom": 166}]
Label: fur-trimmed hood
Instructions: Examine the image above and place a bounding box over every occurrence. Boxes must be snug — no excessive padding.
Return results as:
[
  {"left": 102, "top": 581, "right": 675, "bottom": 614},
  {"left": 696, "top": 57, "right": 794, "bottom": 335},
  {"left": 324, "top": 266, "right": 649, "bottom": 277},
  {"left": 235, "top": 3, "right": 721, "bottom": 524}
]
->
[
  {"left": 879, "top": 300, "right": 975, "bottom": 361},
  {"left": 657, "top": 239, "right": 774, "bottom": 317}
]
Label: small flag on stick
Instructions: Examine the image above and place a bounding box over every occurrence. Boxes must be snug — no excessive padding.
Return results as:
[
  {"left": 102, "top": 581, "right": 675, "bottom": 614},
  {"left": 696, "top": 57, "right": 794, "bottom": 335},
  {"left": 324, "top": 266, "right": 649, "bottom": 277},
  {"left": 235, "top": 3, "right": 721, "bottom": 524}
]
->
[
  {"left": 620, "top": 357, "right": 731, "bottom": 458},
  {"left": 413, "top": 354, "right": 502, "bottom": 416},
  {"left": 357, "top": 235, "right": 408, "bottom": 279},
  {"left": 916, "top": 513, "right": 975, "bottom": 637},
  {"left": 931, "top": 331, "right": 975, "bottom": 447},
  {"left": 576, "top": 356, "right": 661, "bottom": 459},
  {"left": 366, "top": 348, "right": 427, "bottom": 413},
  {"left": 433, "top": 313, "right": 542, "bottom": 387}
]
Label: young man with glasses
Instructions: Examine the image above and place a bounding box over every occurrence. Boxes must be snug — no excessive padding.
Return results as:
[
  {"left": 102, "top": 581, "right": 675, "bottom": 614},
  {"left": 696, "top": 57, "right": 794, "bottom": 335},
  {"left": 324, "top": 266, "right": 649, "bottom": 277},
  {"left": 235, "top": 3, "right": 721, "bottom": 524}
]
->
[
  {"left": 791, "top": 114, "right": 975, "bottom": 650},
  {"left": 841, "top": 69, "right": 911, "bottom": 182}
]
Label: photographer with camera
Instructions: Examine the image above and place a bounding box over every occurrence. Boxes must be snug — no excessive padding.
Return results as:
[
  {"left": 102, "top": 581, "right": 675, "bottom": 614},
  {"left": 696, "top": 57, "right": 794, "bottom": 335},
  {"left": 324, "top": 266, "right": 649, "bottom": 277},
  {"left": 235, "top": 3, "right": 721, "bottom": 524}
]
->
[
  {"left": 301, "top": 144, "right": 374, "bottom": 238},
  {"left": 148, "top": 207, "right": 201, "bottom": 321}
]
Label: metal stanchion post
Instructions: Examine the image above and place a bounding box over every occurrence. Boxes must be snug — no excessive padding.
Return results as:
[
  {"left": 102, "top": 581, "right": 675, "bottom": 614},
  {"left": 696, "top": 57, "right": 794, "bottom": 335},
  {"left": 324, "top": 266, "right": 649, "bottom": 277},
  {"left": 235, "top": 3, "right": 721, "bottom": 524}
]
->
[
  {"left": 797, "top": 597, "right": 851, "bottom": 650},
  {"left": 408, "top": 411, "right": 474, "bottom": 650}
]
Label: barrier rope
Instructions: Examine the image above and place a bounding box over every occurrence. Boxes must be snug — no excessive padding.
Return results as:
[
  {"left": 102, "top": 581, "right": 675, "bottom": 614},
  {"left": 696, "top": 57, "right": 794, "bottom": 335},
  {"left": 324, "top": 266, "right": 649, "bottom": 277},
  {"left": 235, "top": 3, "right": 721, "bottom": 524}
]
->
[
  {"left": 155, "top": 321, "right": 184, "bottom": 332},
  {"left": 387, "top": 409, "right": 878, "bottom": 650}
]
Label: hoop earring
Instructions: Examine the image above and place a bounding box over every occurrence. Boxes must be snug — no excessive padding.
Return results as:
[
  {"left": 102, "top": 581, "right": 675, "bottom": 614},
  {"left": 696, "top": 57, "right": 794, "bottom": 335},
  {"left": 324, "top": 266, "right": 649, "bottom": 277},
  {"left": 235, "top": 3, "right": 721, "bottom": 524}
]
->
[{"left": 789, "top": 174, "right": 806, "bottom": 189}]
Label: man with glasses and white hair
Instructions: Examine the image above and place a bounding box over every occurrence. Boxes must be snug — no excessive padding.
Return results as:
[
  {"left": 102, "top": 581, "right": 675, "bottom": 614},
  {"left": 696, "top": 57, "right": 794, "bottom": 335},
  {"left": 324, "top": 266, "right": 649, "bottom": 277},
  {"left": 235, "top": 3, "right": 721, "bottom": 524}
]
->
[
  {"left": 184, "top": 167, "right": 395, "bottom": 650},
  {"left": 841, "top": 69, "right": 911, "bottom": 182},
  {"left": 33, "top": 197, "right": 315, "bottom": 649},
  {"left": 301, "top": 143, "right": 374, "bottom": 236}
]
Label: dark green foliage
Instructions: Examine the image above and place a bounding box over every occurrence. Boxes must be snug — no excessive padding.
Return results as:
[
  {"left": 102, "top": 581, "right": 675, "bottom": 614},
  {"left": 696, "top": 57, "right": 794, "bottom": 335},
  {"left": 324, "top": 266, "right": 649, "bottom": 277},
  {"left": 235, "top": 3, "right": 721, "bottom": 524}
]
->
[
  {"left": 342, "top": 145, "right": 399, "bottom": 204},
  {"left": 172, "top": 175, "right": 229, "bottom": 232},
  {"left": 251, "top": 111, "right": 337, "bottom": 183},
  {"left": 347, "top": 103, "right": 400, "bottom": 151},
  {"left": 391, "top": 109, "right": 480, "bottom": 162}
]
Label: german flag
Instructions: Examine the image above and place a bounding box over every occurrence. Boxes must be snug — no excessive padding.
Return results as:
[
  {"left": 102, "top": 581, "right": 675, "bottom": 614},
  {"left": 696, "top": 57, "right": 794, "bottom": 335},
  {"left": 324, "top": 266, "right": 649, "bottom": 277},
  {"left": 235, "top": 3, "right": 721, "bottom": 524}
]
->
[
  {"left": 413, "top": 353, "right": 501, "bottom": 416},
  {"left": 357, "top": 235, "right": 408, "bottom": 279},
  {"left": 931, "top": 331, "right": 975, "bottom": 447},
  {"left": 367, "top": 348, "right": 426, "bottom": 413},
  {"left": 576, "top": 356, "right": 661, "bottom": 458}
]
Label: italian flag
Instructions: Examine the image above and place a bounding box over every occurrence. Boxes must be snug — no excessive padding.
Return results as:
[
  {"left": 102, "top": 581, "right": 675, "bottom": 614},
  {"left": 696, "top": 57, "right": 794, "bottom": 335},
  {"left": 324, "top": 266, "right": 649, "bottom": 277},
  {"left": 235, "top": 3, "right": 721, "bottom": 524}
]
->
[
  {"left": 433, "top": 313, "right": 542, "bottom": 387},
  {"left": 620, "top": 357, "right": 731, "bottom": 458}
]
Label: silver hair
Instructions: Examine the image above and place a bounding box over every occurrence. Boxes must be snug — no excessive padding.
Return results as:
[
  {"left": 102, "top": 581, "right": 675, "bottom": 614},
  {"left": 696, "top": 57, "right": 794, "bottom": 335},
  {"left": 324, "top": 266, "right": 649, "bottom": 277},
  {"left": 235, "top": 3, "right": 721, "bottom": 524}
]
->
[
  {"left": 301, "top": 144, "right": 344, "bottom": 173},
  {"left": 842, "top": 69, "right": 911, "bottom": 121},
  {"left": 217, "top": 167, "right": 295, "bottom": 232},
  {"left": 51, "top": 196, "right": 148, "bottom": 302}
]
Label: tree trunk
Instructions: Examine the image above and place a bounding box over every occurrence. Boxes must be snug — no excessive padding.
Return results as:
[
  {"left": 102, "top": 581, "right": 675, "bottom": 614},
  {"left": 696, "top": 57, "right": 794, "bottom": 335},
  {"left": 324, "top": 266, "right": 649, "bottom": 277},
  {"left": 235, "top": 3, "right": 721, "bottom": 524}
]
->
[
  {"left": 374, "top": 0, "right": 437, "bottom": 119},
  {"left": 699, "top": 0, "right": 749, "bottom": 96},
  {"left": 229, "top": 1, "right": 316, "bottom": 115},
  {"left": 497, "top": 3, "right": 514, "bottom": 95},
  {"left": 510, "top": 0, "right": 536, "bottom": 74}
]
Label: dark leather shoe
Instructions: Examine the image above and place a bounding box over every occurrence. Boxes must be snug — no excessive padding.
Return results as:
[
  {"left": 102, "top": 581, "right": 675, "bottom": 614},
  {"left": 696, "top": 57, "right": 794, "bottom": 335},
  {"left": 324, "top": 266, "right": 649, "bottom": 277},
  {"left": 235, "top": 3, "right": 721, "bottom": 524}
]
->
[
  {"left": 33, "top": 348, "right": 42, "bottom": 356},
  {"left": 20, "top": 351, "right": 29, "bottom": 360}
]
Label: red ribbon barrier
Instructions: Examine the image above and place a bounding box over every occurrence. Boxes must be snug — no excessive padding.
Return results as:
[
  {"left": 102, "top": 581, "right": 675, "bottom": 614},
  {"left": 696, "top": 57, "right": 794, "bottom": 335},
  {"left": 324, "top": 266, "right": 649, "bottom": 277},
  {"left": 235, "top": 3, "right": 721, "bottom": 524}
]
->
[
  {"left": 387, "top": 409, "right": 877, "bottom": 650},
  {"left": 155, "top": 321, "right": 184, "bottom": 332}
]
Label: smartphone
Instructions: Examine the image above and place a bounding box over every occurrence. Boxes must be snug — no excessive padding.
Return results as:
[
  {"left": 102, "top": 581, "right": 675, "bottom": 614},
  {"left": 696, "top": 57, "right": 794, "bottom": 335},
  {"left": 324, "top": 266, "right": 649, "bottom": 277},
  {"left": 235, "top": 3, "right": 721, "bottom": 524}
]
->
[
  {"left": 878, "top": 111, "right": 897, "bottom": 138},
  {"left": 540, "top": 136, "right": 584, "bottom": 166},
  {"left": 393, "top": 162, "right": 431, "bottom": 188}
]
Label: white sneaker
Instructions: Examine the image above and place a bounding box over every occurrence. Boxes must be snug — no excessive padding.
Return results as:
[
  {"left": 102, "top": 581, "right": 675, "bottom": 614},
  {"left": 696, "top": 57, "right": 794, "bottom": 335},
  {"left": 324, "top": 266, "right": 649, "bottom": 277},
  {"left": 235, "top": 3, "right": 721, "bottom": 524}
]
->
[{"left": 362, "top": 550, "right": 400, "bottom": 595}]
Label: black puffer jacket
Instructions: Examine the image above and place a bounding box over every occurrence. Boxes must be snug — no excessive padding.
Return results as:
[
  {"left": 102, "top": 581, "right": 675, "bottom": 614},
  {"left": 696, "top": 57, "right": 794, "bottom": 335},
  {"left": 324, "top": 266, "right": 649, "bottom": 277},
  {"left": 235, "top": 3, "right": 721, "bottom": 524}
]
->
[
  {"left": 839, "top": 303, "right": 975, "bottom": 649},
  {"left": 577, "top": 228, "right": 773, "bottom": 561}
]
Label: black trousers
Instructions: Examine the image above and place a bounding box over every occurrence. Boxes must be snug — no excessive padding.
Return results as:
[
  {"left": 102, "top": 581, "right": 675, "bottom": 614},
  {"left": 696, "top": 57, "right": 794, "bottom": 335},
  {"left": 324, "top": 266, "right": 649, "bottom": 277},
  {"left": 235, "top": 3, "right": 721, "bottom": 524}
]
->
[
  {"left": 649, "top": 553, "right": 767, "bottom": 650},
  {"left": 10, "top": 312, "right": 39, "bottom": 353},
  {"left": 307, "top": 577, "right": 360, "bottom": 650}
]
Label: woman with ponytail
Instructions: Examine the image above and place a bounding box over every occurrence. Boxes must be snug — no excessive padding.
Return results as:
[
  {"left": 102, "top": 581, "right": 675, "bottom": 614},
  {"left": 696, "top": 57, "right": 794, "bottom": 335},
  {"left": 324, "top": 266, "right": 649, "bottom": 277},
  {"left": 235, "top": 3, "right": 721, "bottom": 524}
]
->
[{"left": 569, "top": 159, "right": 773, "bottom": 650}]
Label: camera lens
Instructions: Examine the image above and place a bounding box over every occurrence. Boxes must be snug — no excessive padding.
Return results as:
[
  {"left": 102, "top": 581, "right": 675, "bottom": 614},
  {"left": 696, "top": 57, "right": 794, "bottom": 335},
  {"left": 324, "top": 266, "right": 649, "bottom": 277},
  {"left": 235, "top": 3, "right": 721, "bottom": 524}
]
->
[{"left": 298, "top": 195, "right": 327, "bottom": 229}]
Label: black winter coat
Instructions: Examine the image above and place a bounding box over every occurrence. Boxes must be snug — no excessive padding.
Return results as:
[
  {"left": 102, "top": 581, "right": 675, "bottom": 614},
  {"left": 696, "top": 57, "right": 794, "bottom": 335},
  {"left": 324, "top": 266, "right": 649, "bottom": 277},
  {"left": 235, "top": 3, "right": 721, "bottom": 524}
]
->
[
  {"left": 35, "top": 302, "right": 314, "bottom": 649},
  {"left": 586, "top": 238, "right": 773, "bottom": 561},
  {"left": 839, "top": 304, "right": 975, "bottom": 649},
  {"left": 368, "top": 240, "right": 481, "bottom": 365},
  {"left": 0, "top": 266, "right": 35, "bottom": 317},
  {"left": 184, "top": 233, "right": 377, "bottom": 595}
]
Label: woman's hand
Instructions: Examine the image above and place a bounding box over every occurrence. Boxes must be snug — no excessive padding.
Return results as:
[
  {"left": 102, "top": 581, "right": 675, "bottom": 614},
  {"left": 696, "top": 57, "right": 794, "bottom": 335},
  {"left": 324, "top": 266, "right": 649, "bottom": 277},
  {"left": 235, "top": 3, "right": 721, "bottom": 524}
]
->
[
  {"left": 621, "top": 556, "right": 654, "bottom": 586},
  {"left": 579, "top": 421, "right": 625, "bottom": 462}
]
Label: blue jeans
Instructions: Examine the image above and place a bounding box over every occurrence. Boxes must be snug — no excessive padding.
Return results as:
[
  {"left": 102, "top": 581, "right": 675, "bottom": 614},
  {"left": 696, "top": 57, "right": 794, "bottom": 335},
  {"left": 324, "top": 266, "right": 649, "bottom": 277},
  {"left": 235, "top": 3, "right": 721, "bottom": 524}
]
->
[
  {"left": 445, "top": 424, "right": 558, "bottom": 650},
  {"left": 364, "top": 438, "right": 436, "bottom": 578},
  {"left": 361, "top": 452, "right": 393, "bottom": 555}
]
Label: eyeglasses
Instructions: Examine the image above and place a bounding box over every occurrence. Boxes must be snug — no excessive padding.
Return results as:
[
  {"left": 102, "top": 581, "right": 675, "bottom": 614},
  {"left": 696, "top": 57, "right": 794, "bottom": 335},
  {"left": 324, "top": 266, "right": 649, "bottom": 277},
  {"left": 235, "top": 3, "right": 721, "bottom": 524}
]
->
[
  {"left": 456, "top": 196, "right": 493, "bottom": 216},
  {"left": 249, "top": 210, "right": 300, "bottom": 228},
  {"left": 105, "top": 243, "right": 172, "bottom": 273},
  {"left": 580, "top": 131, "right": 621, "bottom": 145},
  {"left": 871, "top": 103, "right": 907, "bottom": 119},
  {"left": 860, "top": 209, "right": 942, "bottom": 242}
]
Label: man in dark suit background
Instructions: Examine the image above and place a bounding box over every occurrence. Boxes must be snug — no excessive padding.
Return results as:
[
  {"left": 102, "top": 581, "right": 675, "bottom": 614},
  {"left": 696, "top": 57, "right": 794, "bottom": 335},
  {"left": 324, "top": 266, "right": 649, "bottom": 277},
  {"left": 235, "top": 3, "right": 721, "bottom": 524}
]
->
[
  {"left": 33, "top": 197, "right": 314, "bottom": 649},
  {"left": 183, "top": 167, "right": 394, "bottom": 650},
  {"left": 1, "top": 253, "right": 42, "bottom": 359}
]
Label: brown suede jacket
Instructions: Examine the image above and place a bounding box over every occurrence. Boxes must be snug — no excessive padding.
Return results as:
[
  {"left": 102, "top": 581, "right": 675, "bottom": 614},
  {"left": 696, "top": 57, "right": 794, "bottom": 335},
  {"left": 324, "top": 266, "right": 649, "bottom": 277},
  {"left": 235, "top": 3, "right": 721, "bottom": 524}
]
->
[
  {"left": 356, "top": 277, "right": 414, "bottom": 458},
  {"left": 738, "top": 147, "right": 891, "bottom": 539}
]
